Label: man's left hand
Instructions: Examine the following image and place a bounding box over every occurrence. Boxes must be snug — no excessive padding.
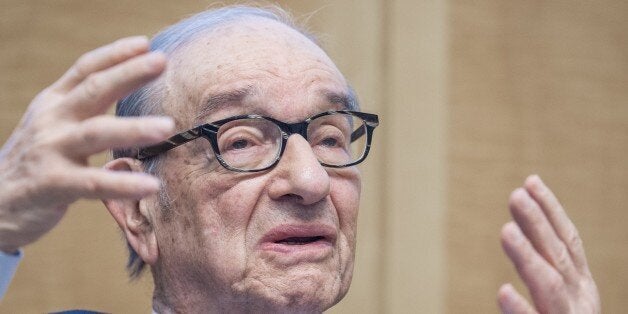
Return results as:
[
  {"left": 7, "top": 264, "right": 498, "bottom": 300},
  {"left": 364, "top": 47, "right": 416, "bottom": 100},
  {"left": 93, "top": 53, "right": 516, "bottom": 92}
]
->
[{"left": 498, "top": 175, "right": 601, "bottom": 313}]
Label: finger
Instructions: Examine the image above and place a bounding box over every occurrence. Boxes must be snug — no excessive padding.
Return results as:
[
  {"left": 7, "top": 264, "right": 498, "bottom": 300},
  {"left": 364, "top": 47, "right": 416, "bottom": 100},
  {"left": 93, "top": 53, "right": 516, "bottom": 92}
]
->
[
  {"left": 61, "top": 51, "right": 166, "bottom": 118},
  {"left": 501, "top": 222, "right": 570, "bottom": 313},
  {"left": 52, "top": 36, "right": 150, "bottom": 93},
  {"left": 524, "top": 175, "right": 588, "bottom": 271},
  {"left": 497, "top": 283, "right": 537, "bottom": 314},
  {"left": 61, "top": 115, "right": 175, "bottom": 157},
  {"left": 72, "top": 168, "right": 161, "bottom": 200},
  {"left": 509, "top": 188, "right": 578, "bottom": 281}
]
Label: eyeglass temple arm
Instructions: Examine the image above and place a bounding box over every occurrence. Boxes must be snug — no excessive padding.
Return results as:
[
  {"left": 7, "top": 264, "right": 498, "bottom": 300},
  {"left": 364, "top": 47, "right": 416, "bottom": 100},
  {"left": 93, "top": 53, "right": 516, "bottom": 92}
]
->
[
  {"left": 350, "top": 127, "right": 365, "bottom": 142},
  {"left": 350, "top": 118, "right": 379, "bottom": 142},
  {"left": 137, "top": 127, "right": 202, "bottom": 160}
]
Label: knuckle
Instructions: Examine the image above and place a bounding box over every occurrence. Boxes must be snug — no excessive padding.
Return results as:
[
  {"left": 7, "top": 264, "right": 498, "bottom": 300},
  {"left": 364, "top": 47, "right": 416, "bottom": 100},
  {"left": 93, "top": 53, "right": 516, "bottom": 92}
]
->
[
  {"left": 83, "top": 74, "right": 103, "bottom": 100},
  {"left": 29, "top": 113, "right": 57, "bottom": 133},
  {"left": 33, "top": 134, "right": 58, "bottom": 151},
  {"left": 28, "top": 127, "right": 67, "bottom": 152},
  {"left": 45, "top": 167, "right": 66, "bottom": 184},
  {"left": 576, "top": 276, "right": 592, "bottom": 291},
  {"left": 28, "top": 89, "right": 62, "bottom": 118},
  {"left": 545, "top": 273, "right": 565, "bottom": 295},
  {"left": 82, "top": 176, "right": 103, "bottom": 195},
  {"left": 567, "top": 230, "right": 583, "bottom": 249},
  {"left": 78, "top": 125, "right": 100, "bottom": 146},
  {"left": 37, "top": 166, "right": 70, "bottom": 193},
  {"left": 34, "top": 87, "right": 53, "bottom": 102},
  {"left": 73, "top": 54, "right": 93, "bottom": 78},
  {"left": 554, "top": 243, "right": 571, "bottom": 271}
]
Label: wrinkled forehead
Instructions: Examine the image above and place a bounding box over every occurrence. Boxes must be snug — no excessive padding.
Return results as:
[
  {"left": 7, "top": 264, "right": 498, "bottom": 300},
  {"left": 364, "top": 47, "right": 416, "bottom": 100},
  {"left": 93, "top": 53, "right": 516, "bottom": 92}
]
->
[{"left": 162, "top": 17, "right": 349, "bottom": 125}]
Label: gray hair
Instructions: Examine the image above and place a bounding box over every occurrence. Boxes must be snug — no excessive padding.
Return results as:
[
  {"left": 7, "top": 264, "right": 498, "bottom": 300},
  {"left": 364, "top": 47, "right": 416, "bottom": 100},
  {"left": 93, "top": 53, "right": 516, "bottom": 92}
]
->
[
  {"left": 114, "top": 4, "right": 315, "bottom": 159},
  {"left": 113, "top": 4, "right": 321, "bottom": 279}
]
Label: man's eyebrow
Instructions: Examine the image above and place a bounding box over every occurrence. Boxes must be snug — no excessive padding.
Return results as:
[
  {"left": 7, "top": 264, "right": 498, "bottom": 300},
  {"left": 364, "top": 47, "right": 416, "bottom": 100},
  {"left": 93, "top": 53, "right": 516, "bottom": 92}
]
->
[
  {"left": 325, "top": 90, "right": 357, "bottom": 110},
  {"left": 196, "top": 87, "right": 254, "bottom": 121}
]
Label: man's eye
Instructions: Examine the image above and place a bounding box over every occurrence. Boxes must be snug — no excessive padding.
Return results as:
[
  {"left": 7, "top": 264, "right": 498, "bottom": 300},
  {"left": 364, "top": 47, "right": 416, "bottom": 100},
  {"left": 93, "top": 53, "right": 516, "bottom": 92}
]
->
[
  {"left": 230, "top": 139, "right": 250, "bottom": 150},
  {"left": 310, "top": 125, "right": 348, "bottom": 149},
  {"left": 217, "top": 124, "right": 266, "bottom": 153},
  {"left": 218, "top": 133, "right": 258, "bottom": 153},
  {"left": 320, "top": 137, "right": 339, "bottom": 147}
]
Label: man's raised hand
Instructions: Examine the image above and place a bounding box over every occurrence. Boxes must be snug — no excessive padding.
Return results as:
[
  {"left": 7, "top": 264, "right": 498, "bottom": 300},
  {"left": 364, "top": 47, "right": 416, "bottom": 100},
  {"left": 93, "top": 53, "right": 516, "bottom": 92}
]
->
[
  {"left": 0, "top": 36, "right": 174, "bottom": 252},
  {"left": 498, "top": 175, "right": 601, "bottom": 313}
]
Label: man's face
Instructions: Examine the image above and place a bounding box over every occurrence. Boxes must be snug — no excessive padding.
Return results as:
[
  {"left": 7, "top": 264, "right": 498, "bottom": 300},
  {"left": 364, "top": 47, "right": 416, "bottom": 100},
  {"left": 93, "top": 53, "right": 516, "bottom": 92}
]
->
[{"left": 149, "top": 18, "right": 361, "bottom": 311}]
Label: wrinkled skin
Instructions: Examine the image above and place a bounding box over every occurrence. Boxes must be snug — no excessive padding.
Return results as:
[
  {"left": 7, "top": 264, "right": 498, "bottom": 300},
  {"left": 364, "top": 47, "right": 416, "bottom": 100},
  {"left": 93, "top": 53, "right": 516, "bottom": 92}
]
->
[{"left": 105, "top": 18, "right": 360, "bottom": 313}]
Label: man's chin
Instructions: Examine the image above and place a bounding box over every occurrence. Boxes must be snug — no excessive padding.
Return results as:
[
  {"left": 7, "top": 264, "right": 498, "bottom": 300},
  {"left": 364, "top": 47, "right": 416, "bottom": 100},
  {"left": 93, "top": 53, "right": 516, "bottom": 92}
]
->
[{"left": 231, "top": 266, "right": 348, "bottom": 312}]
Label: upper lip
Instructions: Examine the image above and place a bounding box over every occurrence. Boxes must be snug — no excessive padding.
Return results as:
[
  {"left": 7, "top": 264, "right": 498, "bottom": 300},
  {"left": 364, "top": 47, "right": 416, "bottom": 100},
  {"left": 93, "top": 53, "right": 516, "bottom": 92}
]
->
[{"left": 259, "top": 223, "right": 337, "bottom": 245}]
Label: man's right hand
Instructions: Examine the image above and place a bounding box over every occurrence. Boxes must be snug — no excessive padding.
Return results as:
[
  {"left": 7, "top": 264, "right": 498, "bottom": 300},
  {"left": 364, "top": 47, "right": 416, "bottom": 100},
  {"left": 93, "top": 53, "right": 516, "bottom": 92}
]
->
[{"left": 0, "top": 36, "right": 174, "bottom": 253}]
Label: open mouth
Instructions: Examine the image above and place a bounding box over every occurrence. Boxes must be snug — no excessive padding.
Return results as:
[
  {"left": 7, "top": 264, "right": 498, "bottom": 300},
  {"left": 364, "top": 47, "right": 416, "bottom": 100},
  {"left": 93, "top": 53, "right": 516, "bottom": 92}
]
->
[
  {"left": 259, "top": 224, "right": 337, "bottom": 255},
  {"left": 275, "top": 236, "right": 326, "bottom": 245}
]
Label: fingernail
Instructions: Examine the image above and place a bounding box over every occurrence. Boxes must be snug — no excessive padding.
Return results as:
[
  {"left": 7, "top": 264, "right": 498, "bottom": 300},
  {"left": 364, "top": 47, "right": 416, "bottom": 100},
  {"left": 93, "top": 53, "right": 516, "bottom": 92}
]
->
[
  {"left": 137, "top": 175, "right": 161, "bottom": 194},
  {"left": 125, "top": 36, "right": 149, "bottom": 49},
  {"left": 524, "top": 174, "right": 542, "bottom": 192},
  {"left": 149, "top": 117, "right": 175, "bottom": 134},
  {"left": 505, "top": 222, "right": 524, "bottom": 244},
  {"left": 498, "top": 283, "right": 514, "bottom": 298},
  {"left": 151, "top": 116, "right": 174, "bottom": 127},
  {"left": 510, "top": 187, "right": 529, "bottom": 204},
  {"left": 145, "top": 52, "right": 166, "bottom": 68},
  {"left": 146, "top": 176, "right": 161, "bottom": 190}
]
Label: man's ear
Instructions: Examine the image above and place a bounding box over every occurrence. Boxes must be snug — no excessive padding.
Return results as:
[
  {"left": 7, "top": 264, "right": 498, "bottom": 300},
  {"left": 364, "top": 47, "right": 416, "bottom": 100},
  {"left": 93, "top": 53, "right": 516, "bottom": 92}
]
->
[{"left": 102, "top": 158, "right": 159, "bottom": 265}]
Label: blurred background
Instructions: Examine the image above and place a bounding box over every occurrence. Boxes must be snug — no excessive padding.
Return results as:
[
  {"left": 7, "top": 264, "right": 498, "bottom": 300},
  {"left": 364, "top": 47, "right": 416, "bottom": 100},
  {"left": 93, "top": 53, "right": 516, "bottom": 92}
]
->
[{"left": 1, "top": 0, "right": 626, "bottom": 312}]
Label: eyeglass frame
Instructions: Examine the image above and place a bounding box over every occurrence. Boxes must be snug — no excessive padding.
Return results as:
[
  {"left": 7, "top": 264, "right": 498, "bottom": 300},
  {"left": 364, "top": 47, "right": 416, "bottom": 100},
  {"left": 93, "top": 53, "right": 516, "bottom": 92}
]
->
[{"left": 137, "top": 110, "right": 379, "bottom": 173}]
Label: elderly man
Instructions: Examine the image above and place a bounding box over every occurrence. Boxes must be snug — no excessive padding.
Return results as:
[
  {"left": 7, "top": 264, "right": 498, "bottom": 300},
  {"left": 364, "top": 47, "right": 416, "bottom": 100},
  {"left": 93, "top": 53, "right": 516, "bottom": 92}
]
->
[{"left": 0, "top": 5, "right": 599, "bottom": 313}]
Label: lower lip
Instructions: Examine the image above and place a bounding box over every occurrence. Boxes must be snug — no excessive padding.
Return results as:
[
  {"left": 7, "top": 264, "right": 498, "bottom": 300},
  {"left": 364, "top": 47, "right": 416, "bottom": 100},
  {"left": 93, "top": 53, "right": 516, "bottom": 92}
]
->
[{"left": 259, "top": 240, "right": 333, "bottom": 261}]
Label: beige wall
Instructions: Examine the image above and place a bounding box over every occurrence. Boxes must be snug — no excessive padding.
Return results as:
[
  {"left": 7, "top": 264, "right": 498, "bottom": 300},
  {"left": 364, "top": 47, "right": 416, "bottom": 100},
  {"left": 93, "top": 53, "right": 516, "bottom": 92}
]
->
[
  {"left": 446, "top": 1, "right": 628, "bottom": 313},
  {"left": 1, "top": 1, "right": 626, "bottom": 313}
]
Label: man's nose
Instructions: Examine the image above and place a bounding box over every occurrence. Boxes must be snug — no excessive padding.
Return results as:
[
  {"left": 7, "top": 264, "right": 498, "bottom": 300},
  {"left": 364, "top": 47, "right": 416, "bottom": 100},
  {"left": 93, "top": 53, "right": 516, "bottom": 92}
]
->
[{"left": 267, "top": 135, "right": 331, "bottom": 205}]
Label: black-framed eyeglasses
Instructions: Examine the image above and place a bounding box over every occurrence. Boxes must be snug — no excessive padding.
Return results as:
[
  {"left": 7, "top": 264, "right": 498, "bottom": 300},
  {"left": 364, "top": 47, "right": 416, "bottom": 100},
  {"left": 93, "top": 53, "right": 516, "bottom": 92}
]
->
[{"left": 137, "top": 110, "right": 379, "bottom": 172}]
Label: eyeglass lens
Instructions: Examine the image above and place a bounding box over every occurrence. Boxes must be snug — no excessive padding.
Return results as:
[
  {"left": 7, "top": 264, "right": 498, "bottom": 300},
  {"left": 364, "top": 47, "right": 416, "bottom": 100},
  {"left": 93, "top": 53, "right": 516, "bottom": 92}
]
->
[{"left": 214, "top": 113, "right": 368, "bottom": 171}]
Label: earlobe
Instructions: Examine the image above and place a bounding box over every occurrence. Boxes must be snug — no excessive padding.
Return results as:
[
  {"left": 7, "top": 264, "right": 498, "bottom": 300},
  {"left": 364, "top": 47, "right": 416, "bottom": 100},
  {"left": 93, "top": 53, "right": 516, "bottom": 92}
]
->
[{"left": 102, "top": 158, "right": 159, "bottom": 265}]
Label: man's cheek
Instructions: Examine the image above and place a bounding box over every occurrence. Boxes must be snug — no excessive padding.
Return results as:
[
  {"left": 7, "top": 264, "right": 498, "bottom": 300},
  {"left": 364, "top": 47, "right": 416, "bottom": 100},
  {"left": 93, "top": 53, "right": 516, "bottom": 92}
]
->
[
  {"left": 214, "top": 177, "right": 268, "bottom": 224},
  {"left": 331, "top": 183, "right": 360, "bottom": 227}
]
